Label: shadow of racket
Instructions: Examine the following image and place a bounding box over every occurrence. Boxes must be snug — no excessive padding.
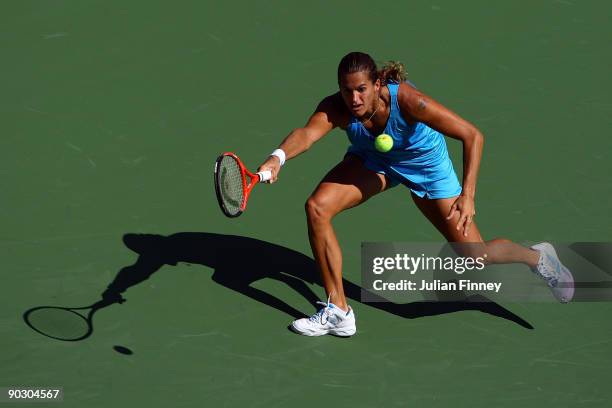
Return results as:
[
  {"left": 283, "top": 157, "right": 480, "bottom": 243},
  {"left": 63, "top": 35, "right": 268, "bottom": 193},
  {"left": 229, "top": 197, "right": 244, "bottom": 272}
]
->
[{"left": 23, "top": 295, "right": 124, "bottom": 342}]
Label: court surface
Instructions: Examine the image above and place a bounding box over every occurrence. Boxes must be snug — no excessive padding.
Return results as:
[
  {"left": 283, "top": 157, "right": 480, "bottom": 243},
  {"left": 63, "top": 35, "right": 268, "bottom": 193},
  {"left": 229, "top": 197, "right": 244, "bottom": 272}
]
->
[{"left": 2, "top": 1, "right": 611, "bottom": 407}]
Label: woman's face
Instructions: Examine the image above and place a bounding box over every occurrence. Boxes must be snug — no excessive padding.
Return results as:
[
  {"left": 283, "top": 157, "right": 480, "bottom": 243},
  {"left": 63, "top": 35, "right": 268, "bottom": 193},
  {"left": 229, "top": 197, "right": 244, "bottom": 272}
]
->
[{"left": 339, "top": 71, "right": 380, "bottom": 118}]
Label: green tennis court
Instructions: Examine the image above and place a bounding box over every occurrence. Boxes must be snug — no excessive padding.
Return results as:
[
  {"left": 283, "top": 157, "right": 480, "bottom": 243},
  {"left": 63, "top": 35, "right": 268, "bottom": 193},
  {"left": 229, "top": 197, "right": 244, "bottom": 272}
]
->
[{"left": 2, "top": 1, "right": 611, "bottom": 407}]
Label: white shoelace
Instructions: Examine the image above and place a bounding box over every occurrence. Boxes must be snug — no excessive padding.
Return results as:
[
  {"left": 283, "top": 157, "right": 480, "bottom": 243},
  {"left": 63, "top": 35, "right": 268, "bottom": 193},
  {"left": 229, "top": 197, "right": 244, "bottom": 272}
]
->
[
  {"left": 537, "top": 255, "right": 559, "bottom": 286},
  {"left": 309, "top": 295, "right": 333, "bottom": 324}
]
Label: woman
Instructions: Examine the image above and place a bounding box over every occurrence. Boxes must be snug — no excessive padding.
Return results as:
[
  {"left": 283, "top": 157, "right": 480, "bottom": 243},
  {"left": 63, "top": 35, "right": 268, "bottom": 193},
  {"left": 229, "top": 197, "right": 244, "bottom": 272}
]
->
[{"left": 258, "top": 52, "right": 574, "bottom": 337}]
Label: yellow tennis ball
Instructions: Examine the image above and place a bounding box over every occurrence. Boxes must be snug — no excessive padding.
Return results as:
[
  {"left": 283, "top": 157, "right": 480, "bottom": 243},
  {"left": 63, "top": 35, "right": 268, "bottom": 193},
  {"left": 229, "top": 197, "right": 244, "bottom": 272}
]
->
[{"left": 374, "top": 134, "right": 393, "bottom": 152}]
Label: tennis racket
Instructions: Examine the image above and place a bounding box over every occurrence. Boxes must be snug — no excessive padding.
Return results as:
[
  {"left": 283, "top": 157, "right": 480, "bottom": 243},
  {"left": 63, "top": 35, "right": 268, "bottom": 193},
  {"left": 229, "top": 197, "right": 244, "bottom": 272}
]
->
[{"left": 214, "top": 152, "right": 272, "bottom": 217}]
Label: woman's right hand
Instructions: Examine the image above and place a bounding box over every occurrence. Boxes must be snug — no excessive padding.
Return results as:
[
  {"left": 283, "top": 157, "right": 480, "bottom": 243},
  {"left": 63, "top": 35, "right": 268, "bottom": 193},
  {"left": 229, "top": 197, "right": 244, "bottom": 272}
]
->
[{"left": 257, "top": 155, "right": 282, "bottom": 183}]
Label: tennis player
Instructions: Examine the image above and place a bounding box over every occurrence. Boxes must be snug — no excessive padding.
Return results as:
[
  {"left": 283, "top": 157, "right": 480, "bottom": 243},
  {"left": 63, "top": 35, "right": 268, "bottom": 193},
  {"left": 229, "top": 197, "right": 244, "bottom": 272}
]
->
[{"left": 258, "top": 52, "right": 574, "bottom": 337}]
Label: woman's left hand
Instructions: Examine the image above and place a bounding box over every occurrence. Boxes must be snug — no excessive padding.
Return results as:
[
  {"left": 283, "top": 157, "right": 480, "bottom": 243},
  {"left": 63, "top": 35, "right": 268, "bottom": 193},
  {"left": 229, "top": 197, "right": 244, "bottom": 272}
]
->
[{"left": 446, "top": 194, "right": 476, "bottom": 237}]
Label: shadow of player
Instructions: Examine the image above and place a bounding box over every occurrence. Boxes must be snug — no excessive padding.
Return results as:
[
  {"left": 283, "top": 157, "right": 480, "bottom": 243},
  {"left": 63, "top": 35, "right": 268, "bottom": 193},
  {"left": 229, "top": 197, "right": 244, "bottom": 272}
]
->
[{"left": 101, "top": 232, "right": 532, "bottom": 329}]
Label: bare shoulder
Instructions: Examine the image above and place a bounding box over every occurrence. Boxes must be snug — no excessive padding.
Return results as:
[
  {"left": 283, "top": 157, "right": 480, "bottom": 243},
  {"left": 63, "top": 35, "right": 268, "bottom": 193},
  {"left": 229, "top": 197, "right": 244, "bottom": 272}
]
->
[
  {"left": 395, "top": 81, "right": 478, "bottom": 137},
  {"left": 396, "top": 82, "right": 429, "bottom": 118},
  {"left": 314, "top": 92, "right": 350, "bottom": 129}
]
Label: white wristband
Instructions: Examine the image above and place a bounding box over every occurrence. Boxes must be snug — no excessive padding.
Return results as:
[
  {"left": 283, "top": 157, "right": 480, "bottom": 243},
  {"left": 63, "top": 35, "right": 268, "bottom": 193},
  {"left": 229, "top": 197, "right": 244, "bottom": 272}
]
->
[{"left": 270, "top": 148, "right": 286, "bottom": 166}]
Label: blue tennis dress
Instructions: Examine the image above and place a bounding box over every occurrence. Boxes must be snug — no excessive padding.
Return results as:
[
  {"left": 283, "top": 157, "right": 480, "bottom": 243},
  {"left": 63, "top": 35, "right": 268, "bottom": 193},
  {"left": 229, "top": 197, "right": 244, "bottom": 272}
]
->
[{"left": 345, "top": 82, "right": 462, "bottom": 199}]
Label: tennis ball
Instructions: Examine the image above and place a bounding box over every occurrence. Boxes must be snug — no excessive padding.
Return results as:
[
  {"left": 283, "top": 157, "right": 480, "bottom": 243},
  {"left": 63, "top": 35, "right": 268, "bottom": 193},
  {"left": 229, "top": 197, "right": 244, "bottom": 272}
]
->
[{"left": 374, "top": 134, "right": 393, "bottom": 152}]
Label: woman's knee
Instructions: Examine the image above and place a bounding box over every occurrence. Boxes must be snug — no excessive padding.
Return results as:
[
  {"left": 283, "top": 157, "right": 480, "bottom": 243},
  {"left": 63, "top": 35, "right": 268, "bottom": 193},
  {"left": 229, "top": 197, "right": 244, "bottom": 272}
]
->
[{"left": 305, "top": 194, "right": 336, "bottom": 224}]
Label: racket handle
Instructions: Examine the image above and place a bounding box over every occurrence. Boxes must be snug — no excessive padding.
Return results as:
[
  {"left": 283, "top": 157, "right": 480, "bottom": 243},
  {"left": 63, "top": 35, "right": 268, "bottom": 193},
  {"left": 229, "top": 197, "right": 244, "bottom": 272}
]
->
[{"left": 257, "top": 170, "right": 272, "bottom": 182}]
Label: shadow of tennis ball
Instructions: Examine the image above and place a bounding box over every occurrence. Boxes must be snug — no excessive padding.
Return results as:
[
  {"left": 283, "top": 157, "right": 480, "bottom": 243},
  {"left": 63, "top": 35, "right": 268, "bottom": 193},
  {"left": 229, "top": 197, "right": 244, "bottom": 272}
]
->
[{"left": 113, "top": 345, "right": 133, "bottom": 355}]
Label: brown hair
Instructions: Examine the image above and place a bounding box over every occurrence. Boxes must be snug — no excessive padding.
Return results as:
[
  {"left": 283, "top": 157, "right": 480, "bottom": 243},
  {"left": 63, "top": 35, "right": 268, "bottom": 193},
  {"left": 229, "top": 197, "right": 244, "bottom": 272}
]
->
[
  {"left": 378, "top": 60, "right": 407, "bottom": 84},
  {"left": 337, "top": 52, "right": 407, "bottom": 85}
]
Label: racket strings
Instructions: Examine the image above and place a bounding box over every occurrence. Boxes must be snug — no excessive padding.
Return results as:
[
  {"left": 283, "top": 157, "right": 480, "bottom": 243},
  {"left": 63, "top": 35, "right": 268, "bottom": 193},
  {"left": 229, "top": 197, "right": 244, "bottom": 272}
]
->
[{"left": 218, "top": 156, "right": 245, "bottom": 215}]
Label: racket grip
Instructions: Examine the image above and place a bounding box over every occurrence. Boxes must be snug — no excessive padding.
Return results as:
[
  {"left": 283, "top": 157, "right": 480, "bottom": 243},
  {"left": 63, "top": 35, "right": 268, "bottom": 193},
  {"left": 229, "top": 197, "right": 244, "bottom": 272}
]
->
[{"left": 257, "top": 170, "right": 272, "bottom": 182}]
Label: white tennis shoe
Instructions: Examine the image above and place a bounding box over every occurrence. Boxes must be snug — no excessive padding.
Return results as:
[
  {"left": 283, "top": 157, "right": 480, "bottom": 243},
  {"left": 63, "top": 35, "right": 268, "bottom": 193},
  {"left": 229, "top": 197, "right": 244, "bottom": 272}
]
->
[
  {"left": 530, "top": 242, "right": 575, "bottom": 303},
  {"left": 291, "top": 297, "right": 356, "bottom": 337}
]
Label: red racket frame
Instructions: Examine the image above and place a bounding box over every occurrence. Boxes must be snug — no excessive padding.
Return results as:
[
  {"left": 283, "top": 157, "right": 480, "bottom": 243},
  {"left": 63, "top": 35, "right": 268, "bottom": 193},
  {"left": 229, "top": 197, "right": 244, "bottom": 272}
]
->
[{"left": 214, "top": 152, "right": 268, "bottom": 217}]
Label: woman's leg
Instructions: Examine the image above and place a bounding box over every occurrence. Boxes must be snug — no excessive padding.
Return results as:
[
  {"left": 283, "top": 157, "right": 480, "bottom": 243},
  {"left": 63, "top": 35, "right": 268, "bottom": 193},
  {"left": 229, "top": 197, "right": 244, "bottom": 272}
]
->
[
  {"left": 306, "top": 154, "right": 390, "bottom": 310},
  {"left": 410, "top": 194, "right": 540, "bottom": 266},
  {"left": 411, "top": 193, "right": 575, "bottom": 303}
]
